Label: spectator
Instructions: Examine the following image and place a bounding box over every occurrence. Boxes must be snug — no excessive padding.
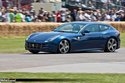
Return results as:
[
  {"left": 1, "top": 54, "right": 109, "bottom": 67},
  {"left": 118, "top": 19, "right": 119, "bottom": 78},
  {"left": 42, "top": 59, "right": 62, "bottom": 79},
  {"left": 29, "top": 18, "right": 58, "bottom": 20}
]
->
[
  {"left": 0, "top": 5, "right": 125, "bottom": 22},
  {"left": 51, "top": 11, "right": 56, "bottom": 22},
  {"left": 115, "top": 14, "right": 121, "bottom": 21},
  {"left": 9, "top": 9, "right": 15, "bottom": 22},
  {"left": 1, "top": 11, "right": 7, "bottom": 22},
  {"left": 84, "top": 10, "right": 92, "bottom": 21},
  {"left": 120, "top": 13, "right": 125, "bottom": 21},
  {"left": 0, "top": 8, "right": 3, "bottom": 21},
  {"left": 25, "top": 13, "right": 32, "bottom": 22},
  {"left": 15, "top": 10, "right": 24, "bottom": 22},
  {"left": 56, "top": 11, "right": 61, "bottom": 22},
  {"left": 76, "top": 10, "right": 86, "bottom": 21},
  {"left": 5, "top": 10, "right": 10, "bottom": 22},
  {"left": 71, "top": 9, "right": 77, "bottom": 21},
  {"left": 61, "top": 10, "right": 66, "bottom": 22}
]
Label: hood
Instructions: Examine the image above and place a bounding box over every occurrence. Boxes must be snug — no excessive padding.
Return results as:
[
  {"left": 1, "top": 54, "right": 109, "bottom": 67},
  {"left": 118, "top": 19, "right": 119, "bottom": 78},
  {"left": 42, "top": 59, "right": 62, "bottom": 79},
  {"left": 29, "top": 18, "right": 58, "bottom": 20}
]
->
[
  {"left": 27, "top": 32, "right": 79, "bottom": 43},
  {"left": 28, "top": 32, "right": 60, "bottom": 43}
]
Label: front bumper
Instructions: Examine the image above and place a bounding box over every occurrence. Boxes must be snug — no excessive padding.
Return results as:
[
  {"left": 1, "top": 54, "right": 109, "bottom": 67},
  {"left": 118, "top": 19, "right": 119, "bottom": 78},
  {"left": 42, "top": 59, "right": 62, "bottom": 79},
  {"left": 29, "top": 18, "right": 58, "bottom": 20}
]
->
[{"left": 25, "top": 41, "right": 58, "bottom": 53}]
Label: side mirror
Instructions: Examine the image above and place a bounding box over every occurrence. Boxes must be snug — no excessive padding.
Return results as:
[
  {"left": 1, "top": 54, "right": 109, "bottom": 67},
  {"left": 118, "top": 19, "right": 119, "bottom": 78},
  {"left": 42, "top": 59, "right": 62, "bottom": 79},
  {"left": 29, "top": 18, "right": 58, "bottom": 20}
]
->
[
  {"left": 83, "top": 30, "right": 90, "bottom": 33},
  {"left": 52, "top": 28, "right": 56, "bottom": 31},
  {"left": 81, "top": 30, "right": 90, "bottom": 36}
]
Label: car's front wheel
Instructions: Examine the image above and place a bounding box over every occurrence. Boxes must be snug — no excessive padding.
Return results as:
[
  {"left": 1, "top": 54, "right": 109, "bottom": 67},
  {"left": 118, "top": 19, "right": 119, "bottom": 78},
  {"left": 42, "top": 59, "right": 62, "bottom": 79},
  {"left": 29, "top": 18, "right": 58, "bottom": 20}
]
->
[
  {"left": 29, "top": 50, "right": 40, "bottom": 54},
  {"left": 104, "top": 38, "right": 117, "bottom": 52},
  {"left": 58, "top": 40, "right": 70, "bottom": 54}
]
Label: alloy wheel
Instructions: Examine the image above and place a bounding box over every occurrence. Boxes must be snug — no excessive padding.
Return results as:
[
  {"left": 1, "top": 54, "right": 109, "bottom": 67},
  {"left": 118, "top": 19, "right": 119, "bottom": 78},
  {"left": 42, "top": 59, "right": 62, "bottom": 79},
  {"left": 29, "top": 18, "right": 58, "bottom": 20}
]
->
[
  {"left": 59, "top": 40, "right": 70, "bottom": 54},
  {"left": 107, "top": 38, "right": 117, "bottom": 52}
]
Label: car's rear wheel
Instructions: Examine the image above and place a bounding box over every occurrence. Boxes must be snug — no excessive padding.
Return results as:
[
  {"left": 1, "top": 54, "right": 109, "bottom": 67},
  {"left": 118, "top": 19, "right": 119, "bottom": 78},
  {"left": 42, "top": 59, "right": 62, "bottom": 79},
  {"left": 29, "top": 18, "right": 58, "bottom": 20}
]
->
[
  {"left": 104, "top": 38, "right": 117, "bottom": 52},
  {"left": 58, "top": 40, "right": 70, "bottom": 54},
  {"left": 29, "top": 50, "right": 39, "bottom": 54}
]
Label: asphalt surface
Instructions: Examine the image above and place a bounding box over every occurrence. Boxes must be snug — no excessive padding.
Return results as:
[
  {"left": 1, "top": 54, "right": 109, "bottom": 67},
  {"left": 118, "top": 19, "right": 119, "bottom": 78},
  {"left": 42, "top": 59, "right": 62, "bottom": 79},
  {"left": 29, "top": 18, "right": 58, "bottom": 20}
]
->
[{"left": 0, "top": 48, "right": 125, "bottom": 73}]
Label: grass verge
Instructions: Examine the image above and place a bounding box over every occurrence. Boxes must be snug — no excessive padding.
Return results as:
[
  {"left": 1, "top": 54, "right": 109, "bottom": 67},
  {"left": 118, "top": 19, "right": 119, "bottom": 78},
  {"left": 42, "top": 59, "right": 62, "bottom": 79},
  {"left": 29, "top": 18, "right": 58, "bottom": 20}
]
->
[
  {"left": 0, "top": 37, "right": 26, "bottom": 53},
  {"left": 121, "top": 33, "right": 125, "bottom": 48},
  {"left": 0, "top": 33, "right": 125, "bottom": 53},
  {"left": 0, "top": 73, "right": 125, "bottom": 83}
]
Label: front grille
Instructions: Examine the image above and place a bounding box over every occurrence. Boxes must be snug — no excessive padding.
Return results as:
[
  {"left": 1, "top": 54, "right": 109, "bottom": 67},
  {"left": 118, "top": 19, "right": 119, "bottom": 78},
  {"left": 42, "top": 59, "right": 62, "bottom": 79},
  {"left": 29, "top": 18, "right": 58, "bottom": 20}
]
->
[{"left": 27, "top": 42, "right": 42, "bottom": 49}]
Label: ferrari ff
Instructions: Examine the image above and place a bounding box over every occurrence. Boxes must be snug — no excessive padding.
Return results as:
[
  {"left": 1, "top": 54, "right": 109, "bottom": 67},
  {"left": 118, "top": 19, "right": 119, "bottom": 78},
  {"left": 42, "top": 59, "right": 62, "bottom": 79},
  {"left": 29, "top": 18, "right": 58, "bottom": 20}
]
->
[{"left": 25, "top": 22, "right": 120, "bottom": 54}]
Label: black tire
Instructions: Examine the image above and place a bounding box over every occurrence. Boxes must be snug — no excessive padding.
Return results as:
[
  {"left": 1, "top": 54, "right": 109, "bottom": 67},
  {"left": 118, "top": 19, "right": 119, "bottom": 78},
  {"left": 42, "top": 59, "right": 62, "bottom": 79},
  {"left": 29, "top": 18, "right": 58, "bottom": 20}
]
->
[
  {"left": 104, "top": 38, "right": 117, "bottom": 52},
  {"left": 58, "top": 39, "right": 70, "bottom": 54},
  {"left": 29, "top": 50, "right": 39, "bottom": 54}
]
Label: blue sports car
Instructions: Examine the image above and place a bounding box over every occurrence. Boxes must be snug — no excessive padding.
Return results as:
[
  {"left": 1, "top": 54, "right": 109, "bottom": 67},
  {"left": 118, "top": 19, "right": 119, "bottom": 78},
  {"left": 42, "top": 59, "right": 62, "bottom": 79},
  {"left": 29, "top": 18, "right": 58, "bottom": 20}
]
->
[{"left": 25, "top": 22, "right": 120, "bottom": 54}]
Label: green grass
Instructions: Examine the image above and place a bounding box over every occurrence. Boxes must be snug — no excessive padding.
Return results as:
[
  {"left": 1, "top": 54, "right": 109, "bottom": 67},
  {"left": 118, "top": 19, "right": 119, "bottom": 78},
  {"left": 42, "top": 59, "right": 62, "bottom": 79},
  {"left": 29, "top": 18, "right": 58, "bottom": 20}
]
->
[
  {"left": 121, "top": 33, "right": 125, "bottom": 47},
  {"left": 0, "top": 33, "right": 125, "bottom": 53},
  {"left": 0, "top": 73, "right": 125, "bottom": 83},
  {"left": 0, "top": 37, "right": 26, "bottom": 53}
]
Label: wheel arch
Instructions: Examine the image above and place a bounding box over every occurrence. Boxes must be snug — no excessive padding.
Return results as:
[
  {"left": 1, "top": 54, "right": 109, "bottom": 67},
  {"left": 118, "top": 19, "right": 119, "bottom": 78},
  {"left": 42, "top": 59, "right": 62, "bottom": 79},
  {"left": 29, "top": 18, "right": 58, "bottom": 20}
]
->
[
  {"left": 60, "top": 38, "right": 71, "bottom": 47},
  {"left": 107, "top": 36, "right": 118, "bottom": 43}
]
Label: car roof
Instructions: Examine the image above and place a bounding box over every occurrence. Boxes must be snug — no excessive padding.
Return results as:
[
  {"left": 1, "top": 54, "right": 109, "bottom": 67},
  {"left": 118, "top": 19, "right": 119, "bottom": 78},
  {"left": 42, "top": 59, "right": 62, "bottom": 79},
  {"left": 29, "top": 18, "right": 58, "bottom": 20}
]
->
[{"left": 69, "top": 21, "right": 108, "bottom": 25}]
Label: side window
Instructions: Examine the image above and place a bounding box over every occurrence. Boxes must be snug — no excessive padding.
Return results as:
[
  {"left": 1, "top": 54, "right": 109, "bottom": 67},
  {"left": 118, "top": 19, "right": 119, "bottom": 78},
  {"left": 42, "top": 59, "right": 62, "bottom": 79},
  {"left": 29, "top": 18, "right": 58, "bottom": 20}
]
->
[
  {"left": 99, "top": 25, "right": 109, "bottom": 31},
  {"left": 84, "top": 24, "right": 99, "bottom": 32},
  {"left": 59, "top": 24, "right": 73, "bottom": 31}
]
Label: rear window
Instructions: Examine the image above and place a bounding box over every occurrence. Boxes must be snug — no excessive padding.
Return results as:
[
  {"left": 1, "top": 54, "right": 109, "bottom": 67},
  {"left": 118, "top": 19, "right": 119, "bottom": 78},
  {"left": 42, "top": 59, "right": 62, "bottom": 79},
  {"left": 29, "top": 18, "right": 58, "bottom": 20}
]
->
[
  {"left": 99, "top": 25, "right": 110, "bottom": 31},
  {"left": 84, "top": 24, "right": 100, "bottom": 32}
]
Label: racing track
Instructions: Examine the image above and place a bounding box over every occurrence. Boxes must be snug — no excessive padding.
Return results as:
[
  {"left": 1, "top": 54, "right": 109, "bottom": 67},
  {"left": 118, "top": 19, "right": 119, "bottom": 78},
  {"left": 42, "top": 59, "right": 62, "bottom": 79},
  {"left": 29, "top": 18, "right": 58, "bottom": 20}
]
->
[{"left": 0, "top": 48, "right": 125, "bottom": 73}]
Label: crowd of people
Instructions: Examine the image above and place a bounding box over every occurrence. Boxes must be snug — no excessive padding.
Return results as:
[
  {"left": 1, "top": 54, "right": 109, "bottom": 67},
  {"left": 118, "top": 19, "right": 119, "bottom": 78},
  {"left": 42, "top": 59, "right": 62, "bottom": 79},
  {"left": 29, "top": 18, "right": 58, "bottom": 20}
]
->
[{"left": 0, "top": 6, "right": 125, "bottom": 23}]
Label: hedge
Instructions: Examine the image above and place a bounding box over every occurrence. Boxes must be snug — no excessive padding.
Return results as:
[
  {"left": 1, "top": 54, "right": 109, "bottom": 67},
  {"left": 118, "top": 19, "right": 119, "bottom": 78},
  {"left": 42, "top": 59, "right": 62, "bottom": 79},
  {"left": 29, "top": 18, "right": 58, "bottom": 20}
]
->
[{"left": 0, "top": 22, "right": 125, "bottom": 36}]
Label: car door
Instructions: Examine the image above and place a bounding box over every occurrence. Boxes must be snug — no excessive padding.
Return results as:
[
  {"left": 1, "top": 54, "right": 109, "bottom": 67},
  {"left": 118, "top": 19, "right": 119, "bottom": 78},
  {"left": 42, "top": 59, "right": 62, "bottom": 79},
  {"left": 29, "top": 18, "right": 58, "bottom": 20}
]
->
[
  {"left": 79, "top": 24, "right": 104, "bottom": 50},
  {"left": 98, "top": 24, "right": 112, "bottom": 47}
]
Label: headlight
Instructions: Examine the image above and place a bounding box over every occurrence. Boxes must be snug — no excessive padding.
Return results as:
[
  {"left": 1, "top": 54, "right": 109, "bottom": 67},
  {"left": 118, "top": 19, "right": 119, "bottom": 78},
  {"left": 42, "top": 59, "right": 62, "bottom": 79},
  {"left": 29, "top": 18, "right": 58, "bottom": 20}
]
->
[{"left": 45, "top": 35, "right": 60, "bottom": 42}]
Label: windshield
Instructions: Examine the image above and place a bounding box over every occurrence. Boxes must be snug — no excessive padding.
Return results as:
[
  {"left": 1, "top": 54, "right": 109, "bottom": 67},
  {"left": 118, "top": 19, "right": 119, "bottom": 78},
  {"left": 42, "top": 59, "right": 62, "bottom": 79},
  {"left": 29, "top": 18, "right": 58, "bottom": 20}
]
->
[{"left": 54, "top": 23, "right": 86, "bottom": 33}]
